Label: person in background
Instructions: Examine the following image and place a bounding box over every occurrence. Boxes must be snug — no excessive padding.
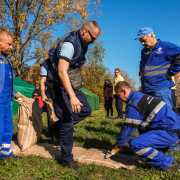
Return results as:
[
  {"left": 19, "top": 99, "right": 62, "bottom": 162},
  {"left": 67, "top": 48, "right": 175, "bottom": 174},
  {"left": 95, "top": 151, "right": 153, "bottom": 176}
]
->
[
  {"left": 171, "top": 73, "right": 180, "bottom": 116},
  {"left": 113, "top": 68, "right": 124, "bottom": 119},
  {"left": 40, "top": 48, "right": 55, "bottom": 126},
  {"left": 32, "top": 83, "right": 44, "bottom": 114},
  {"left": 0, "top": 31, "right": 17, "bottom": 162},
  {"left": 103, "top": 79, "right": 113, "bottom": 118}
]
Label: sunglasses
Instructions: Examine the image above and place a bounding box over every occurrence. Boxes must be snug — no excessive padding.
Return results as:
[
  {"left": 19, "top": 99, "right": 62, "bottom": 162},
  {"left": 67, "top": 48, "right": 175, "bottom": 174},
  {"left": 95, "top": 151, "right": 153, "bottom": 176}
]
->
[{"left": 87, "top": 29, "right": 97, "bottom": 42}]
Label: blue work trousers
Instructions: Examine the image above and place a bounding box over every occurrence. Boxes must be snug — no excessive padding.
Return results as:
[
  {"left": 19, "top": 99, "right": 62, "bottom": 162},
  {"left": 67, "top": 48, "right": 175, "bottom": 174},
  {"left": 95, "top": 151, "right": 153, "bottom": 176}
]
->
[
  {"left": 53, "top": 87, "right": 91, "bottom": 162},
  {"left": 146, "top": 88, "right": 172, "bottom": 109},
  {"left": 114, "top": 94, "right": 123, "bottom": 118},
  {"left": 129, "top": 130, "right": 179, "bottom": 169},
  {"left": 146, "top": 88, "right": 179, "bottom": 152},
  {"left": 107, "top": 97, "right": 113, "bottom": 117}
]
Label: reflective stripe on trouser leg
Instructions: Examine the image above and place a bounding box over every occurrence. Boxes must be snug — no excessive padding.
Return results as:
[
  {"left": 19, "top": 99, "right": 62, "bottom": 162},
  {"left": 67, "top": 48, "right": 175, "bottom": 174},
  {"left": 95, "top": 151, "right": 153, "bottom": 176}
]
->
[
  {"left": 129, "top": 130, "right": 178, "bottom": 169},
  {"left": 0, "top": 99, "right": 13, "bottom": 159}
]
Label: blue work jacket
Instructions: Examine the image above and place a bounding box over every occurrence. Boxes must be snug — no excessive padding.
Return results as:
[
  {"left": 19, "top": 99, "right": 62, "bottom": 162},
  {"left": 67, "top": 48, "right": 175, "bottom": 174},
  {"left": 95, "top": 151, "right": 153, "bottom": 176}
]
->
[
  {"left": 140, "top": 40, "right": 180, "bottom": 93},
  {"left": 116, "top": 90, "right": 180, "bottom": 147},
  {"left": 0, "top": 54, "right": 17, "bottom": 99}
]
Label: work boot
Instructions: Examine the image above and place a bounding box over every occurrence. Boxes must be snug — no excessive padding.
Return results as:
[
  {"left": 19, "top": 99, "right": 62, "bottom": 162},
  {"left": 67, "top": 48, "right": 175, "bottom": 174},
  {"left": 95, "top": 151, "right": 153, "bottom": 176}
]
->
[
  {"left": 63, "top": 160, "right": 80, "bottom": 170},
  {"left": 48, "top": 121, "right": 61, "bottom": 141},
  {"left": 163, "top": 159, "right": 180, "bottom": 173},
  {"left": 114, "top": 116, "right": 123, "bottom": 119}
]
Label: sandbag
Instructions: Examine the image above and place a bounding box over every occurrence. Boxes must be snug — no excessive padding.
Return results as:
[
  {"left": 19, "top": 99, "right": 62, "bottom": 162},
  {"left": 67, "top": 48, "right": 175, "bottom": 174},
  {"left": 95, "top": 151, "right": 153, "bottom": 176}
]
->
[
  {"left": 14, "top": 92, "right": 43, "bottom": 151},
  {"left": 45, "top": 99, "right": 59, "bottom": 125},
  {"left": 10, "top": 141, "right": 21, "bottom": 156}
]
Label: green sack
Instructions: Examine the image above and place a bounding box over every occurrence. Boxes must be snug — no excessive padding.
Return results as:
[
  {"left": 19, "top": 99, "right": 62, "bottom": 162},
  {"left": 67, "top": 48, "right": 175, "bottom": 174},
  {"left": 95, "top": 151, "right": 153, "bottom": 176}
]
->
[{"left": 68, "top": 68, "right": 86, "bottom": 90}]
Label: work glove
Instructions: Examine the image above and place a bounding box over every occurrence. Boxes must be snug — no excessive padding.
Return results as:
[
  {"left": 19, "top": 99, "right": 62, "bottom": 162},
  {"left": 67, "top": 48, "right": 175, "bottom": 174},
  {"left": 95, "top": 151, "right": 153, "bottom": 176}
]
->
[
  {"left": 15, "top": 97, "right": 23, "bottom": 105},
  {"left": 104, "top": 145, "right": 122, "bottom": 159}
]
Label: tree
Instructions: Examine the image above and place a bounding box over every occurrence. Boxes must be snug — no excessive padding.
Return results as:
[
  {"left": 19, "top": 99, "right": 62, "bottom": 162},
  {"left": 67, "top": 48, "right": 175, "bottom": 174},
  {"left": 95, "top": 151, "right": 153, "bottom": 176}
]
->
[
  {"left": 119, "top": 69, "right": 137, "bottom": 90},
  {"left": 0, "top": 0, "right": 101, "bottom": 77},
  {"left": 82, "top": 41, "right": 108, "bottom": 102}
]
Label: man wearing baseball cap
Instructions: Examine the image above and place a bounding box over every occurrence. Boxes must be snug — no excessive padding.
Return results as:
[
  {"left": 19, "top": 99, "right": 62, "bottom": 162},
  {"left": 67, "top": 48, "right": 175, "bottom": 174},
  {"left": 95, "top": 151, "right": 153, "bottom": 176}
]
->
[{"left": 135, "top": 27, "right": 180, "bottom": 152}]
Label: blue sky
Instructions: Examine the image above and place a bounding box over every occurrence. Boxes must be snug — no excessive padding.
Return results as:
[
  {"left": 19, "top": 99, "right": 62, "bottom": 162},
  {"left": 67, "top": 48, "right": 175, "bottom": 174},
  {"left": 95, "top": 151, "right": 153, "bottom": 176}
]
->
[{"left": 52, "top": 0, "right": 180, "bottom": 88}]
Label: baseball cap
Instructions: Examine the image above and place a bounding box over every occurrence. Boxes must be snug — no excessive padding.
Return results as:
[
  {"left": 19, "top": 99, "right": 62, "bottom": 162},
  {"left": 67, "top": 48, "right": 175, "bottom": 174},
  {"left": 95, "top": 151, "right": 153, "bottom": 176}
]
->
[
  {"left": 135, "top": 27, "right": 154, "bottom": 40},
  {"left": 48, "top": 48, "right": 55, "bottom": 59}
]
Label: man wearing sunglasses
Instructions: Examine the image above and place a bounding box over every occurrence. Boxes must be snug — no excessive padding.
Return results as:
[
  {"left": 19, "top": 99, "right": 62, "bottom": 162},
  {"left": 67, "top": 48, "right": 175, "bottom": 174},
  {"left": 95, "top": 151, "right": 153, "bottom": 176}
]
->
[{"left": 47, "top": 21, "right": 100, "bottom": 169}]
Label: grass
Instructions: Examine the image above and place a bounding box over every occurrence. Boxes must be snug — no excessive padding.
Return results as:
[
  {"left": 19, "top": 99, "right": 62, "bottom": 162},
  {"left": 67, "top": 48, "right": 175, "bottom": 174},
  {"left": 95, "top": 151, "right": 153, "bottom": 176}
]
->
[{"left": 1, "top": 104, "right": 180, "bottom": 179}]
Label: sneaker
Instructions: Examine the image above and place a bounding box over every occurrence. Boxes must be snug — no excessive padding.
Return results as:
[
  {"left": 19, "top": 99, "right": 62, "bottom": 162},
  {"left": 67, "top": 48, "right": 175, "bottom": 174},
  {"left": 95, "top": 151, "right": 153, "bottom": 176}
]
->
[
  {"left": 109, "top": 116, "right": 113, "bottom": 119},
  {"left": 105, "top": 116, "right": 109, "bottom": 118},
  {"left": 63, "top": 160, "right": 80, "bottom": 170},
  {"left": 114, "top": 117, "right": 123, "bottom": 119},
  {"left": 163, "top": 159, "right": 180, "bottom": 173}
]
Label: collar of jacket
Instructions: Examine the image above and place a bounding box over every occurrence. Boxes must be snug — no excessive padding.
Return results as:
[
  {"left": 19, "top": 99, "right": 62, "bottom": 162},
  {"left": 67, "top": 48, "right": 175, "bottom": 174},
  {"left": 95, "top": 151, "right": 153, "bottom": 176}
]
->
[
  {"left": 0, "top": 52, "right": 11, "bottom": 64},
  {"left": 126, "top": 90, "right": 135, "bottom": 103},
  {"left": 143, "top": 39, "right": 161, "bottom": 54},
  {"left": 76, "top": 29, "right": 88, "bottom": 54}
]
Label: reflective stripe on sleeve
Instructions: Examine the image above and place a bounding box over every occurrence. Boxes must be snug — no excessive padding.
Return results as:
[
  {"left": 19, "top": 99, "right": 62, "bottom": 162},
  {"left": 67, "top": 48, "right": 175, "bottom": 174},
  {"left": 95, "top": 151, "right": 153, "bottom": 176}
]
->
[
  {"left": 141, "top": 101, "right": 165, "bottom": 128},
  {"left": 125, "top": 118, "right": 142, "bottom": 125}
]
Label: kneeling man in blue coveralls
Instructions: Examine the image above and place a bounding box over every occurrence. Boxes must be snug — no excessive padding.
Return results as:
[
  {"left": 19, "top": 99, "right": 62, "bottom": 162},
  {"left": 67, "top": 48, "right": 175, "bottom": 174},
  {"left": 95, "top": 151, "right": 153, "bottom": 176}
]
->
[
  {"left": 107, "top": 81, "right": 180, "bottom": 172},
  {"left": 48, "top": 21, "right": 100, "bottom": 169},
  {"left": 0, "top": 31, "right": 17, "bottom": 162}
]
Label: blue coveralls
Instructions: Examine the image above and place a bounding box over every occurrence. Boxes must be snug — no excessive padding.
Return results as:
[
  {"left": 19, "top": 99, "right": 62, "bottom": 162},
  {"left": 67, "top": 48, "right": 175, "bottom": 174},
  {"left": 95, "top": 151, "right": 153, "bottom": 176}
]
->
[
  {"left": 140, "top": 40, "right": 180, "bottom": 109},
  {"left": 0, "top": 53, "right": 16, "bottom": 159},
  {"left": 116, "top": 90, "right": 180, "bottom": 170},
  {"left": 48, "top": 30, "right": 92, "bottom": 162}
]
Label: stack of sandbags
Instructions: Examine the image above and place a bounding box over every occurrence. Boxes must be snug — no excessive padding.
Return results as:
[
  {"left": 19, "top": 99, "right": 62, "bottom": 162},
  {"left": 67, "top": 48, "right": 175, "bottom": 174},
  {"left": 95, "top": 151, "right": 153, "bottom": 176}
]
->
[
  {"left": 10, "top": 141, "right": 139, "bottom": 170},
  {"left": 45, "top": 99, "right": 59, "bottom": 125},
  {"left": 14, "top": 92, "right": 43, "bottom": 151}
]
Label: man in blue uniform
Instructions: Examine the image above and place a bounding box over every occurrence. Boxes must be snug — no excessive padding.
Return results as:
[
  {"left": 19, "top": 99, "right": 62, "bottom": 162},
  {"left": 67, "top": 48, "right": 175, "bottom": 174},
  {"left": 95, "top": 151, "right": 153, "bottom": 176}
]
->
[
  {"left": 40, "top": 48, "right": 55, "bottom": 127},
  {"left": 0, "top": 31, "right": 17, "bottom": 161},
  {"left": 136, "top": 27, "right": 180, "bottom": 152},
  {"left": 48, "top": 21, "right": 100, "bottom": 169},
  {"left": 108, "top": 81, "right": 180, "bottom": 172}
]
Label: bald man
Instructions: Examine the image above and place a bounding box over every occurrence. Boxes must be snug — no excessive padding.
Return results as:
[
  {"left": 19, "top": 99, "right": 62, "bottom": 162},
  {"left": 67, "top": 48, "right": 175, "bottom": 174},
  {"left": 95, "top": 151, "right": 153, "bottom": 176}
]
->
[
  {"left": 0, "top": 31, "right": 17, "bottom": 161},
  {"left": 47, "top": 21, "right": 100, "bottom": 169}
]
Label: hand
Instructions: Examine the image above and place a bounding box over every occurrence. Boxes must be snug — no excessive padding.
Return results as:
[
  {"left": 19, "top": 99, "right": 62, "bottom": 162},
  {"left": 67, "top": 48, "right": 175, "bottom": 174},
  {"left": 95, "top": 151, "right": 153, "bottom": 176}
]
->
[
  {"left": 70, "top": 96, "right": 83, "bottom": 113},
  {"left": 42, "top": 95, "right": 47, "bottom": 102},
  {"left": 16, "top": 97, "right": 23, "bottom": 105},
  {"left": 165, "top": 70, "right": 172, "bottom": 80}
]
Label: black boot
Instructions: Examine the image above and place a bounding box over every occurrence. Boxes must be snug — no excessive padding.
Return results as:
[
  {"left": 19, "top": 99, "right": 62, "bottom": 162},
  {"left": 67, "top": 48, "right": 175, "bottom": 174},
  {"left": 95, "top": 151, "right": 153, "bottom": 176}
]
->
[
  {"left": 47, "top": 120, "right": 61, "bottom": 141},
  {"left": 63, "top": 160, "right": 80, "bottom": 170}
]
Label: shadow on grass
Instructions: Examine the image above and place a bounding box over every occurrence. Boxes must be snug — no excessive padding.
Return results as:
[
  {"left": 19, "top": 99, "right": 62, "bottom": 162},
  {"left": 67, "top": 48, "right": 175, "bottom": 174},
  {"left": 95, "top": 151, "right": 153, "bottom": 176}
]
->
[
  {"left": 81, "top": 137, "right": 114, "bottom": 150},
  {"left": 84, "top": 122, "right": 124, "bottom": 135}
]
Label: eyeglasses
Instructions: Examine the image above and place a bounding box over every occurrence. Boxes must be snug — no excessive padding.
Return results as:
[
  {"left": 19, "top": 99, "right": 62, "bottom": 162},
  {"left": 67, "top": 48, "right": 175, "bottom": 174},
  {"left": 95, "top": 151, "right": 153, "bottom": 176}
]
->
[
  {"left": 87, "top": 29, "right": 97, "bottom": 42},
  {"left": 115, "top": 71, "right": 120, "bottom": 74}
]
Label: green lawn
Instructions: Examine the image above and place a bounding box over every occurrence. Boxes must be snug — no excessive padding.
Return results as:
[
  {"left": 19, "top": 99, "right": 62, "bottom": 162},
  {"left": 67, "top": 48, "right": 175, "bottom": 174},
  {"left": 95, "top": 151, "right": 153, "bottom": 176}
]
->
[{"left": 1, "top": 104, "right": 180, "bottom": 179}]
